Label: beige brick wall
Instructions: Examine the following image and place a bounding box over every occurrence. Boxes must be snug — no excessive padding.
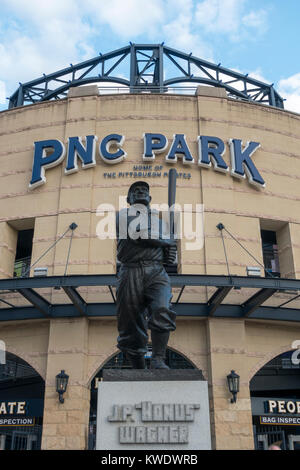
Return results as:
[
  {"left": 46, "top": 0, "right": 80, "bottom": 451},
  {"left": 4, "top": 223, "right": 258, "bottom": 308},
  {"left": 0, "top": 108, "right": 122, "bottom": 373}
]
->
[
  {"left": 0, "top": 92, "right": 300, "bottom": 449},
  {"left": 1, "top": 92, "right": 300, "bottom": 282},
  {"left": 0, "top": 222, "right": 17, "bottom": 278}
]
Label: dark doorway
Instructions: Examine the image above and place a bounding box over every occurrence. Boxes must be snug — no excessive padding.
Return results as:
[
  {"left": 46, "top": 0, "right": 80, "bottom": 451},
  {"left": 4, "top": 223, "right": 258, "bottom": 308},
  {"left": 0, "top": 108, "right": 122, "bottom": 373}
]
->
[
  {"left": 0, "top": 352, "right": 44, "bottom": 450},
  {"left": 251, "top": 350, "right": 300, "bottom": 450}
]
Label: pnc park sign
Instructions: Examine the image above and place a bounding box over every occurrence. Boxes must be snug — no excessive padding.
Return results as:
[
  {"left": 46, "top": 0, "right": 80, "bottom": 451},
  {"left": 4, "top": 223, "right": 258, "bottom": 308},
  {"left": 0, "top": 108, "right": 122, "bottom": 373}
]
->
[{"left": 29, "top": 133, "right": 265, "bottom": 190}]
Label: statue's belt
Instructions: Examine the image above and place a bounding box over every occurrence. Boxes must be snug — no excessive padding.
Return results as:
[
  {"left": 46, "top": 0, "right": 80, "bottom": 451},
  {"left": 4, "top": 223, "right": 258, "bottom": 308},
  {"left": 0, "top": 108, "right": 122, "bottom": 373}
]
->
[{"left": 122, "top": 260, "right": 163, "bottom": 268}]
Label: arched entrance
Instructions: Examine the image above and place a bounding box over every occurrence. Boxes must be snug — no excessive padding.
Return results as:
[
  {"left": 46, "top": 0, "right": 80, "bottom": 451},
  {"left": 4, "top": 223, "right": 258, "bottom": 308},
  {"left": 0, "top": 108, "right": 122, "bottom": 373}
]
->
[
  {"left": 88, "top": 348, "right": 197, "bottom": 449},
  {"left": 0, "top": 352, "right": 45, "bottom": 450},
  {"left": 250, "top": 350, "right": 300, "bottom": 450}
]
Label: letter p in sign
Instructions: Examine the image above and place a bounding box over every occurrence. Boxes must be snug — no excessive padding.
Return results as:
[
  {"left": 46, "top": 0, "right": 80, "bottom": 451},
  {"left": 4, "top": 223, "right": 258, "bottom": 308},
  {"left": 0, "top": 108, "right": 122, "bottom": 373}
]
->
[{"left": 30, "top": 139, "right": 65, "bottom": 189}]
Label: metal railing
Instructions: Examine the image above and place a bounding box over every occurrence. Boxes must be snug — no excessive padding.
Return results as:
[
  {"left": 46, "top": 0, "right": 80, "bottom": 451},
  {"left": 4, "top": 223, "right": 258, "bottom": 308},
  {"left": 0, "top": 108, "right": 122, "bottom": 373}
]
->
[
  {"left": 13, "top": 257, "right": 31, "bottom": 278},
  {"left": 262, "top": 245, "right": 280, "bottom": 278},
  {"left": 8, "top": 44, "right": 284, "bottom": 109},
  {"left": 264, "top": 357, "right": 299, "bottom": 370},
  {"left": 97, "top": 86, "right": 198, "bottom": 95},
  {"left": 0, "top": 358, "right": 40, "bottom": 382}
]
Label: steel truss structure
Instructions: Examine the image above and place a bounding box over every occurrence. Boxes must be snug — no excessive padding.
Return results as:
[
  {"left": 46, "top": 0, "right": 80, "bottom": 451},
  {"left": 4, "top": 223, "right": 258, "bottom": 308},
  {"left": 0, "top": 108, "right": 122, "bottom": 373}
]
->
[
  {"left": 8, "top": 44, "right": 284, "bottom": 109},
  {"left": 0, "top": 273, "right": 300, "bottom": 322}
]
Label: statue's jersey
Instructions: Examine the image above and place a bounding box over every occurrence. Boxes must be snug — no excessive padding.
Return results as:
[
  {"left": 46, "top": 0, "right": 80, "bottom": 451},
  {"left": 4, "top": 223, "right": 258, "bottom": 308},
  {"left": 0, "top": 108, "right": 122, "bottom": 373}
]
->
[
  {"left": 116, "top": 208, "right": 173, "bottom": 264},
  {"left": 117, "top": 238, "right": 164, "bottom": 263}
]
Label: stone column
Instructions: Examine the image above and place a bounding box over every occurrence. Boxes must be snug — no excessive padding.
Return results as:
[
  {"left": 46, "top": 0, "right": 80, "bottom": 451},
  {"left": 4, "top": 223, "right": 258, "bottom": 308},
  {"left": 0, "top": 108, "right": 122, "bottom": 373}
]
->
[
  {"left": 41, "top": 317, "right": 90, "bottom": 450},
  {"left": 277, "top": 224, "right": 295, "bottom": 278},
  {"left": 287, "top": 223, "right": 300, "bottom": 279},
  {"left": 0, "top": 222, "right": 17, "bottom": 279},
  {"left": 206, "top": 318, "right": 254, "bottom": 450}
]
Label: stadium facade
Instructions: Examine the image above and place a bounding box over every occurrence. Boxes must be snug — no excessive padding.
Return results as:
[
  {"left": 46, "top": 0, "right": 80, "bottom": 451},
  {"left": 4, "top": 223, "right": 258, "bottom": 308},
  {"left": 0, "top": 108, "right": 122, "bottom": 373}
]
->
[{"left": 0, "top": 45, "right": 300, "bottom": 450}]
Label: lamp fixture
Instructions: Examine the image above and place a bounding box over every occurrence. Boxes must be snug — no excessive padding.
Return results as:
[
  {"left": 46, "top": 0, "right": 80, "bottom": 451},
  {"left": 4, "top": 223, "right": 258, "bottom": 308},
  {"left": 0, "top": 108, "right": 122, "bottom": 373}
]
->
[
  {"left": 227, "top": 370, "right": 240, "bottom": 403},
  {"left": 56, "top": 370, "right": 69, "bottom": 403}
]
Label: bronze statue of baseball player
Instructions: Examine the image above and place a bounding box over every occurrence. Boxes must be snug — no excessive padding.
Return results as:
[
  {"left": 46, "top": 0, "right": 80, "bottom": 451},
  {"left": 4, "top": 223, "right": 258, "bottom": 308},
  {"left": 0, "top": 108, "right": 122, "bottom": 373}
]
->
[{"left": 116, "top": 181, "right": 177, "bottom": 369}]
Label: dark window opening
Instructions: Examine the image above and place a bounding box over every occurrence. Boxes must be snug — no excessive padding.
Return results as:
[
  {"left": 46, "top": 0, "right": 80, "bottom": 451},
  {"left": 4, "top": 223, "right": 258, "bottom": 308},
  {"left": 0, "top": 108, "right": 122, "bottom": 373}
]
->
[
  {"left": 261, "top": 230, "right": 280, "bottom": 277},
  {"left": 14, "top": 229, "right": 34, "bottom": 278}
]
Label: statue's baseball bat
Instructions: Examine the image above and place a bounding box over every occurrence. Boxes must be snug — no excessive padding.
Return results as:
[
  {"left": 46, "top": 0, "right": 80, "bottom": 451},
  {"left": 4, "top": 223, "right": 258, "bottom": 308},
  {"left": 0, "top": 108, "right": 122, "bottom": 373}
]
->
[{"left": 168, "top": 168, "right": 177, "bottom": 236}]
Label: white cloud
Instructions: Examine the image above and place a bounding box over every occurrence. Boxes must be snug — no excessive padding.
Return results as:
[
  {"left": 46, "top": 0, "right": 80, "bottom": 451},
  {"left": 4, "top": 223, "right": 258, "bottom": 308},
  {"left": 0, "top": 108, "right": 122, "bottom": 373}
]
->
[
  {"left": 195, "top": 0, "right": 268, "bottom": 41},
  {"left": 85, "top": 0, "right": 164, "bottom": 38},
  {"left": 163, "top": 14, "right": 213, "bottom": 60},
  {"left": 0, "top": 1, "right": 97, "bottom": 98},
  {"left": 0, "top": 0, "right": 215, "bottom": 100},
  {"left": 0, "top": 0, "right": 272, "bottom": 109},
  {"left": 195, "top": 0, "right": 245, "bottom": 34},
  {"left": 278, "top": 73, "right": 300, "bottom": 92},
  {"left": 247, "top": 69, "right": 270, "bottom": 83},
  {"left": 282, "top": 94, "right": 300, "bottom": 114},
  {"left": 0, "top": 81, "right": 6, "bottom": 105},
  {"left": 242, "top": 10, "right": 268, "bottom": 34},
  {"left": 278, "top": 73, "right": 300, "bottom": 114},
  {"left": 0, "top": 0, "right": 165, "bottom": 85}
]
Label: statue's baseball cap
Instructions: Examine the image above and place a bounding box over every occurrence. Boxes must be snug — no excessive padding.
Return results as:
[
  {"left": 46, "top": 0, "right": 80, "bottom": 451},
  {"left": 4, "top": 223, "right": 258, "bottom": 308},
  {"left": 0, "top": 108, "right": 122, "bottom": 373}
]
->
[{"left": 127, "top": 181, "right": 149, "bottom": 197}]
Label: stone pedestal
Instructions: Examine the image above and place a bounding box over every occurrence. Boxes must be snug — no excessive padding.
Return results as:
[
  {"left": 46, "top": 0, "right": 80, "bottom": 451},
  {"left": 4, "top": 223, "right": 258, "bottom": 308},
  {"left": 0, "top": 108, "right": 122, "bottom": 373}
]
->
[{"left": 96, "top": 370, "right": 211, "bottom": 450}]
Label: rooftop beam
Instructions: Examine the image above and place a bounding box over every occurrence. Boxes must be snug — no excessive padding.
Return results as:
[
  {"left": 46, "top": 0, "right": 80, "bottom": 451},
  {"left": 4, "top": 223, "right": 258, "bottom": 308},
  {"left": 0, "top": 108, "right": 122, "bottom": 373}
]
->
[
  {"left": 207, "top": 286, "right": 233, "bottom": 316},
  {"left": 8, "top": 44, "right": 284, "bottom": 109},
  {"left": 1, "top": 274, "right": 300, "bottom": 291},
  {"left": 62, "top": 286, "right": 87, "bottom": 316},
  {"left": 0, "top": 302, "right": 300, "bottom": 323},
  {"left": 17, "top": 288, "right": 51, "bottom": 317},
  {"left": 242, "top": 288, "right": 278, "bottom": 317}
]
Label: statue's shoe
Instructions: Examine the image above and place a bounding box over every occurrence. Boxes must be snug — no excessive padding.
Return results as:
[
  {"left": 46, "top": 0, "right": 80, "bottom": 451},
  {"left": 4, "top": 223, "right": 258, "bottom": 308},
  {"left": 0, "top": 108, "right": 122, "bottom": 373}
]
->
[
  {"left": 127, "top": 354, "right": 146, "bottom": 369},
  {"left": 150, "top": 358, "right": 170, "bottom": 369}
]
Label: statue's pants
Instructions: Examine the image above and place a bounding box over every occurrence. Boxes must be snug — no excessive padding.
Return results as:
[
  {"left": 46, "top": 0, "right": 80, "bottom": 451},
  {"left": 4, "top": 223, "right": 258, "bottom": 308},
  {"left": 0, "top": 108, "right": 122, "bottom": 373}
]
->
[{"left": 116, "top": 262, "right": 176, "bottom": 357}]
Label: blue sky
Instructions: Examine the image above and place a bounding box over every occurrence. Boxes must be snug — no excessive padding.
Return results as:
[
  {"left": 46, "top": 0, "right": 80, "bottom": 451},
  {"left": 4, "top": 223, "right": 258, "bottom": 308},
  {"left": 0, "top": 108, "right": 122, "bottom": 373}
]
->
[{"left": 1, "top": 0, "right": 300, "bottom": 112}]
